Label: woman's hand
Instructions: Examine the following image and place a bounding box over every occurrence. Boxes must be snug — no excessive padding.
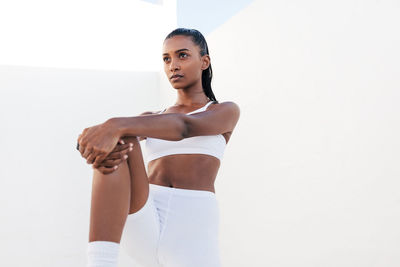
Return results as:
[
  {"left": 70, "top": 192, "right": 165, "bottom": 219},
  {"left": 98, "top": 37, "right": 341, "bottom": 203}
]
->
[
  {"left": 92, "top": 139, "right": 134, "bottom": 174},
  {"left": 77, "top": 119, "right": 121, "bottom": 167}
]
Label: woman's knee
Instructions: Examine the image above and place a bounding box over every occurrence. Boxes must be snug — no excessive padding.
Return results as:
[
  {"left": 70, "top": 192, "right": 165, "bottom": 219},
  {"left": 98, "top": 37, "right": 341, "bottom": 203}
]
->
[{"left": 92, "top": 159, "right": 131, "bottom": 183}]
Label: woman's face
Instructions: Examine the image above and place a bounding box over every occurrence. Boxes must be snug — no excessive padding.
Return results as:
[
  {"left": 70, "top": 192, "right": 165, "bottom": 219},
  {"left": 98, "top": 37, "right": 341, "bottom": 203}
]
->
[{"left": 162, "top": 35, "right": 210, "bottom": 89}]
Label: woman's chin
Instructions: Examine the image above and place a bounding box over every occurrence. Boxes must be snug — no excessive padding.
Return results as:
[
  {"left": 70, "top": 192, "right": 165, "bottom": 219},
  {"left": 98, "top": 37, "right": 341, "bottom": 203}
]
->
[{"left": 170, "top": 83, "right": 185, "bottom": 89}]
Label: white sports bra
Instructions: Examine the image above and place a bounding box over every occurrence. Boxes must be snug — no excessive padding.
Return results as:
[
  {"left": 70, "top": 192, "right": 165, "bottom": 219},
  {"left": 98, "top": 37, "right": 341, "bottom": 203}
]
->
[{"left": 145, "top": 101, "right": 227, "bottom": 162}]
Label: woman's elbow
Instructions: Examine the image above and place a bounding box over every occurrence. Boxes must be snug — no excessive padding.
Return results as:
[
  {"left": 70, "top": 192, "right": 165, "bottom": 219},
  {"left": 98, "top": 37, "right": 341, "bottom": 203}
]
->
[{"left": 180, "top": 114, "right": 190, "bottom": 139}]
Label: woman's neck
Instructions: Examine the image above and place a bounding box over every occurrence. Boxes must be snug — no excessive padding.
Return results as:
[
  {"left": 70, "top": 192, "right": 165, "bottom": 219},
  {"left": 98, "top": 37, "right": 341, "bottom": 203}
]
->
[{"left": 175, "top": 90, "right": 209, "bottom": 107}]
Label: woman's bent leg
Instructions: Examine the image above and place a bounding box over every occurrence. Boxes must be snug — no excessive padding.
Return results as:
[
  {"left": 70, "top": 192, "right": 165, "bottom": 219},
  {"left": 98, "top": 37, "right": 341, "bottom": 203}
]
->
[
  {"left": 89, "top": 160, "right": 131, "bottom": 243},
  {"left": 89, "top": 136, "right": 150, "bottom": 243},
  {"left": 87, "top": 136, "right": 155, "bottom": 267},
  {"left": 123, "top": 136, "right": 150, "bottom": 215},
  {"left": 87, "top": 160, "right": 132, "bottom": 267}
]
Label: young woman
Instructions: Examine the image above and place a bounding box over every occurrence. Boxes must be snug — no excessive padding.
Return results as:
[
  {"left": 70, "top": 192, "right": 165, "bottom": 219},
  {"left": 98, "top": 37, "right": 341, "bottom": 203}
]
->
[{"left": 77, "top": 28, "right": 240, "bottom": 267}]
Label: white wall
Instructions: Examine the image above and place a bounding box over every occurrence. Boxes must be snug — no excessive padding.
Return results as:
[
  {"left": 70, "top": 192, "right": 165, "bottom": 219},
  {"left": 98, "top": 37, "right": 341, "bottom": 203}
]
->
[
  {"left": 0, "top": 0, "right": 176, "bottom": 71},
  {"left": 0, "top": 65, "right": 161, "bottom": 266},
  {"left": 0, "top": 0, "right": 176, "bottom": 265},
  {"left": 207, "top": 0, "right": 400, "bottom": 266},
  {"left": 2, "top": 0, "right": 399, "bottom": 266}
]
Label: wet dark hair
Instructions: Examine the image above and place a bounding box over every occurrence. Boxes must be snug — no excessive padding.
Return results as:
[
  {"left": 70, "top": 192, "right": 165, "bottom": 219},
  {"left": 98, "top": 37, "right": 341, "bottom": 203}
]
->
[{"left": 164, "top": 28, "right": 218, "bottom": 103}]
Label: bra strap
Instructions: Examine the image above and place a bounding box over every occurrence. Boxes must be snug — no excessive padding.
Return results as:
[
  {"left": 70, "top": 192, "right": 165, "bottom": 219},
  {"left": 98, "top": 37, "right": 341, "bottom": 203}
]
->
[
  {"left": 160, "top": 101, "right": 214, "bottom": 114},
  {"left": 204, "top": 100, "right": 215, "bottom": 110}
]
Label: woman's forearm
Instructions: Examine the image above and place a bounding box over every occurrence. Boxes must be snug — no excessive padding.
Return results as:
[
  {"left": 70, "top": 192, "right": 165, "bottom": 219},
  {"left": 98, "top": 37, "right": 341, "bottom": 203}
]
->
[{"left": 109, "top": 113, "right": 187, "bottom": 141}]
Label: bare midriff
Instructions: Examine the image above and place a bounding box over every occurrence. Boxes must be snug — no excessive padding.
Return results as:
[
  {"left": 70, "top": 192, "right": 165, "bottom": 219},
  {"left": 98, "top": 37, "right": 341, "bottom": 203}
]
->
[{"left": 147, "top": 154, "right": 221, "bottom": 193}]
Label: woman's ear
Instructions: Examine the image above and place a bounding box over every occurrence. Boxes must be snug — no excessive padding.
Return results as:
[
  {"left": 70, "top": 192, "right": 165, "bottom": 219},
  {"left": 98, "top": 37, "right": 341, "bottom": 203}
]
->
[{"left": 201, "top": 55, "right": 210, "bottom": 70}]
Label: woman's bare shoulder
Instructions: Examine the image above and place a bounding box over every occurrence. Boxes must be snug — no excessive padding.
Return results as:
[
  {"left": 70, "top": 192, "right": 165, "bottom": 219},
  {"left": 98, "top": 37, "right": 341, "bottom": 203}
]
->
[
  {"left": 212, "top": 100, "right": 240, "bottom": 108},
  {"left": 139, "top": 111, "right": 155, "bottom": 116},
  {"left": 207, "top": 101, "right": 240, "bottom": 116}
]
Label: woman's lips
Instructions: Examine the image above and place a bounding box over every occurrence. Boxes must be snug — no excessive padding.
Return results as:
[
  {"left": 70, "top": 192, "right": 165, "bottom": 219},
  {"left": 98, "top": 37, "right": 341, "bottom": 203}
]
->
[{"left": 171, "top": 75, "right": 183, "bottom": 82}]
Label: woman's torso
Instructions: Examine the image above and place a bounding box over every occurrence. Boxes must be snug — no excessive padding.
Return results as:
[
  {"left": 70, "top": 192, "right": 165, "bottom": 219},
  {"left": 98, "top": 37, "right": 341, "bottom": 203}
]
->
[{"left": 144, "top": 101, "right": 231, "bottom": 193}]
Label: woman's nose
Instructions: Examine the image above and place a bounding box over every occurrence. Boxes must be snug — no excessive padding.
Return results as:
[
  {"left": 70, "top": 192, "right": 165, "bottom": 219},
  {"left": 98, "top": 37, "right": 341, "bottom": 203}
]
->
[{"left": 170, "top": 59, "right": 180, "bottom": 71}]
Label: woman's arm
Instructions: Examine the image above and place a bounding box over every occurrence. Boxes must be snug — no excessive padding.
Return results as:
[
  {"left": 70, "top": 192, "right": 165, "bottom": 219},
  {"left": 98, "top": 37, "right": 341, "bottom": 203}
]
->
[
  {"left": 135, "top": 111, "right": 160, "bottom": 141},
  {"left": 77, "top": 110, "right": 182, "bottom": 167},
  {"left": 112, "top": 101, "right": 240, "bottom": 140},
  {"left": 110, "top": 113, "right": 187, "bottom": 141},
  {"left": 182, "top": 101, "right": 240, "bottom": 137},
  {"left": 78, "top": 101, "right": 239, "bottom": 167}
]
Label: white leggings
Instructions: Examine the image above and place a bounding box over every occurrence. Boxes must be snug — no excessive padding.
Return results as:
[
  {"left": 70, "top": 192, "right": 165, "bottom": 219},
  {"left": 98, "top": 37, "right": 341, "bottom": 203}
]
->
[{"left": 120, "top": 183, "right": 221, "bottom": 267}]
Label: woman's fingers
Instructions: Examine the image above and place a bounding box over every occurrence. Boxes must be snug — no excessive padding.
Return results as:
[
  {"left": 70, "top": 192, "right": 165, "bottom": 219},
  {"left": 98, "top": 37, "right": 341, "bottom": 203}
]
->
[
  {"left": 86, "top": 152, "right": 97, "bottom": 164},
  {"left": 89, "top": 137, "right": 133, "bottom": 168},
  {"left": 93, "top": 146, "right": 132, "bottom": 168},
  {"left": 82, "top": 146, "right": 92, "bottom": 159},
  {"left": 104, "top": 142, "right": 133, "bottom": 160},
  {"left": 112, "top": 143, "right": 133, "bottom": 153},
  {"left": 101, "top": 154, "right": 128, "bottom": 168},
  {"left": 92, "top": 154, "right": 128, "bottom": 174},
  {"left": 101, "top": 156, "right": 128, "bottom": 168}
]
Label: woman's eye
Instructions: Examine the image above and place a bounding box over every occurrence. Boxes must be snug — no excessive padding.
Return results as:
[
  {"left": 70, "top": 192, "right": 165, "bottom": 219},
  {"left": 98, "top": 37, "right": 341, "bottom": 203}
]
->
[
  {"left": 163, "top": 57, "right": 169, "bottom": 62},
  {"left": 179, "top": 53, "right": 187, "bottom": 58}
]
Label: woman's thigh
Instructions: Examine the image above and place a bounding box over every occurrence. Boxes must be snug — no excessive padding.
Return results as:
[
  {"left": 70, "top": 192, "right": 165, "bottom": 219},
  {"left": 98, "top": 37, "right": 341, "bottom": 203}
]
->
[
  {"left": 120, "top": 191, "right": 161, "bottom": 267},
  {"left": 121, "top": 184, "right": 222, "bottom": 267},
  {"left": 155, "top": 186, "right": 221, "bottom": 267},
  {"left": 122, "top": 136, "right": 150, "bottom": 215}
]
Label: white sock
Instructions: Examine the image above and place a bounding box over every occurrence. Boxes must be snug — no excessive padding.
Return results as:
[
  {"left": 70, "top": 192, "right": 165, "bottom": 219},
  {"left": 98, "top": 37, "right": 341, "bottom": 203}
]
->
[{"left": 87, "top": 241, "right": 120, "bottom": 267}]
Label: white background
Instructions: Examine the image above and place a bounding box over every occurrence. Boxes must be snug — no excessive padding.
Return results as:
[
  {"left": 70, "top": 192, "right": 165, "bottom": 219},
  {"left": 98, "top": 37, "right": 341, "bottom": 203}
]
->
[{"left": 1, "top": 0, "right": 399, "bottom": 266}]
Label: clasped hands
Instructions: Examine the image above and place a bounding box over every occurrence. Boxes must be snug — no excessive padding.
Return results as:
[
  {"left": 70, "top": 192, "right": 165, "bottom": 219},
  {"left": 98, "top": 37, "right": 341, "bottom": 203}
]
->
[{"left": 77, "top": 119, "right": 133, "bottom": 174}]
